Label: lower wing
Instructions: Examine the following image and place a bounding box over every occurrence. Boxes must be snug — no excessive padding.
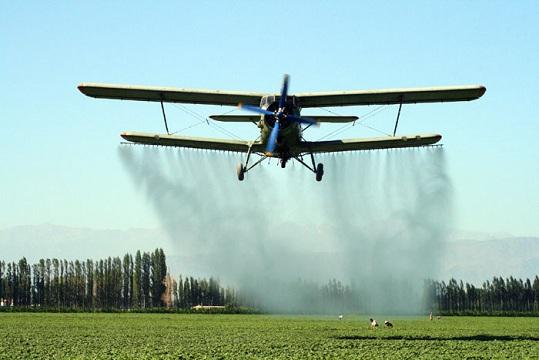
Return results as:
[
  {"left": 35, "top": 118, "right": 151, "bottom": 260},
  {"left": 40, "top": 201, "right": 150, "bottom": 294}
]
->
[
  {"left": 295, "top": 134, "right": 442, "bottom": 154},
  {"left": 120, "top": 131, "right": 265, "bottom": 153},
  {"left": 120, "top": 132, "right": 440, "bottom": 155}
]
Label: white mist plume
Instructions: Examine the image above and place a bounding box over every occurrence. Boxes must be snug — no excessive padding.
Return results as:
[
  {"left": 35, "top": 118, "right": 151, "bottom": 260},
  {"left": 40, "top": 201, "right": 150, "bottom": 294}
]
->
[{"left": 118, "top": 145, "right": 452, "bottom": 314}]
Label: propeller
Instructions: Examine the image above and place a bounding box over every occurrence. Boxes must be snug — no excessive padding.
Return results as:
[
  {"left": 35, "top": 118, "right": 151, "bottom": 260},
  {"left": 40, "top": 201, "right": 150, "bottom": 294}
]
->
[
  {"left": 238, "top": 104, "right": 274, "bottom": 116},
  {"left": 238, "top": 74, "right": 318, "bottom": 156},
  {"left": 266, "top": 119, "right": 280, "bottom": 154},
  {"left": 278, "top": 74, "right": 289, "bottom": 110}
]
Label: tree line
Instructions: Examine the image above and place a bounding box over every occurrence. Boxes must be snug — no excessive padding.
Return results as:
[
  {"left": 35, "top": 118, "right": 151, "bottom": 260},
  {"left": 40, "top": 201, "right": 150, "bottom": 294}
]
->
[
  {"left": 0, "top": 250, "right": 372, "bottom": 314},
  {"left": 3, "top": 250, "right": 539, "bottom": 315},
  {"left": 0, "top": 249, "right": 235, "bottom": 310},
  {"left": 425, "top": 276, "right": 539, "bottom": 315}
]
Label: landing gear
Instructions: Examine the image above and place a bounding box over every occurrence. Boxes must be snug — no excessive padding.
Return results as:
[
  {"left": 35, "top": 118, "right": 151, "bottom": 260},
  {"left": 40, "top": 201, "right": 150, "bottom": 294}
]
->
[
  {"left": 292, "top": 152, "right": 324, "bottom": 182},
  {"left": 236, "top": 144, "right": 266, "bottom": 181},
  {"left": 315, "top": 163, "right": 324, "bottom": 182},
  {"left": 237, "top": 163, "right": 245, "bottom": 181},
  {"left": 235, "top": 142, "right": 325, "bottom": 181}
]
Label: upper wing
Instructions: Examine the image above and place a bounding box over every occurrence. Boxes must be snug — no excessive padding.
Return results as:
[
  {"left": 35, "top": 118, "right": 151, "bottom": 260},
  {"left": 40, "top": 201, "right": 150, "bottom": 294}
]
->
[
  {"left": 295, "top": 85, "right": 486, "bottom": 108},
  {"left": 209, "top": 115, "right": 358, "bottom": 123},
  {"left": 78, "top": 83, "right": 486, "bottom": 108},
  {"left": 78, "top": 83, "right": 265, "bottom": 106},
  {"left": 120, "top": 131, "right": 265, "bottom": 153},
  {"left": 209, "top": 115, "right": 261, "bottom": 122},
  {"left": 295, "top": 134, "right": 442, "bottom": 153}
]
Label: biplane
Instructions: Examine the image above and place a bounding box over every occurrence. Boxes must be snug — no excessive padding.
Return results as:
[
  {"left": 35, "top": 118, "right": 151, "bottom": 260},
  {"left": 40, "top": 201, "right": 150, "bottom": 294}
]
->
[{"left": 78, "top": 75, "right": 485, "bottom": 181}]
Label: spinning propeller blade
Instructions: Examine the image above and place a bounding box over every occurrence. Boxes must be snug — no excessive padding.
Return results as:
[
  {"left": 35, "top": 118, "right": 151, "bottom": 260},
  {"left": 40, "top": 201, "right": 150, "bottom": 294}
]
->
[
  {"left": 266, "top": 120, "right": 280, "bottom": 155},
  {"left": 238, "top": 103, "right": 274, "bottom": 116},
  {"left": 239, "top": 75, "right": 318, "bottom": 157},
  {"left": 278, "top": 74, "right": 289, "bottom": 110}
]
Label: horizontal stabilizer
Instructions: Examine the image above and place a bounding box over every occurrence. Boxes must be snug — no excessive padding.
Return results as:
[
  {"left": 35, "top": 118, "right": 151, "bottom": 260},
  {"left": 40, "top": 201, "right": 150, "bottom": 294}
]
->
[
  {"left": 304, "top": 115, "right": 358, "bottom": 123},
  {"left": 209, "top": 115, "right": 358, "bottom": 123},
  {"left": 209, "top": 115, "right": 261, "bottom": 122}
]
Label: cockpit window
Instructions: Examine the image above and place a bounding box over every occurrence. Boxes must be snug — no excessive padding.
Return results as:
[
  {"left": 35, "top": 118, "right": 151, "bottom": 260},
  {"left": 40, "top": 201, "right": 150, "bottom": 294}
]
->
[{"left": 260, "top": 96, "right": 276, "bottom": 107}]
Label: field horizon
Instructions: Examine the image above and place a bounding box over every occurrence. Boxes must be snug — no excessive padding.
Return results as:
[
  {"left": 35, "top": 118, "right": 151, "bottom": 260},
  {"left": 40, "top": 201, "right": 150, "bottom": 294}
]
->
[{"left": 1, "top": 313, "right": 538, "bottom": 359}]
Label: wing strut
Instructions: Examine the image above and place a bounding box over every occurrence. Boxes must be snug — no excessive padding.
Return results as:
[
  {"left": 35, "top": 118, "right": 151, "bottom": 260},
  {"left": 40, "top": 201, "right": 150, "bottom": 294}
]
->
[
  {"left": 392, "top": 96, "right": 403, "bottom": 136},
  {"left": 160, "top": 99, "right": 170, "bottom": 135}
]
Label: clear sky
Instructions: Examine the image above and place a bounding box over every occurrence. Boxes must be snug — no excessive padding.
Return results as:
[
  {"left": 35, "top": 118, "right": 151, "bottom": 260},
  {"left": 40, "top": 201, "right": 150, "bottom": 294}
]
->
[{"left": 1, "top": 1, "right": 538, "bottom": 236}]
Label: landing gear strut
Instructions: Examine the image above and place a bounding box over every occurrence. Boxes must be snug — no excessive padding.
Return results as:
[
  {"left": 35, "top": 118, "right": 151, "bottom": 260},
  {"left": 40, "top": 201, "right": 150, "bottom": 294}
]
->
[
  {"left": 236, "top": 144, "right": 324, "bottom": 182},
  {"left": 293, "top": 152, "right": 324, "bottom": 182},
  {"left": 236, "top": 143, "right": 266, "bottom": 181}
]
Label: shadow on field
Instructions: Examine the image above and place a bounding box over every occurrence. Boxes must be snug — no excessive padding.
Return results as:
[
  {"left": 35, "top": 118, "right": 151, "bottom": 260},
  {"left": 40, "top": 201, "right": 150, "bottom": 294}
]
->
[{"left": 336, "top": 335, "right": 539, "bottom": 342}]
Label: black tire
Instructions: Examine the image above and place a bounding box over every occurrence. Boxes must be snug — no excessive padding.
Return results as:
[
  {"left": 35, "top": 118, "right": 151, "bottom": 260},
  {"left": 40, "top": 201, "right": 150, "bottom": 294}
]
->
[
  {"left": 237, "top": 163, "right": 245, "bottom": 181},
  {"left": 315, "top": 163, "right": 324, "bottom": 182},
  {"left": 281, "top": 160, "right": 286, "bottom": 168}
]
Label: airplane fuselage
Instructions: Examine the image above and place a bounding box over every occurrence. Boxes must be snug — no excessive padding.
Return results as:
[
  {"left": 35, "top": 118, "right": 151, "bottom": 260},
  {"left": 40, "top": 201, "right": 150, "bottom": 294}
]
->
[{"left": 259, "top": 95, "right": 302, "bottom": 159}]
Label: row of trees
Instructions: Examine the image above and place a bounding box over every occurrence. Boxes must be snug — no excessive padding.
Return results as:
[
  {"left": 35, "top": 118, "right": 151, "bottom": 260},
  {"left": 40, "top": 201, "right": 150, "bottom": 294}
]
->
[
  {"left": 426, "top": 276, "right": 539, "bottom": 315},
  {"left": 0, "top": 250, "right": 384, "bottom": 314},
  {"left": 3, "top": 250, "right": 539, "bottom": 315},
  {"left": 173, "top": 276, "right": 235, "bottom": 309},
  {"left": 0, "top": 249, "right": 234, "bottom": 310}
]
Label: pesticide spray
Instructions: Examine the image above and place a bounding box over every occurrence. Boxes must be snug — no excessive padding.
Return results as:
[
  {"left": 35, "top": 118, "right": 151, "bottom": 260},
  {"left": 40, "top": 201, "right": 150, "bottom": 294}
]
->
[{"left": 118, "top": 145, "right": 452, "bottom": 314}]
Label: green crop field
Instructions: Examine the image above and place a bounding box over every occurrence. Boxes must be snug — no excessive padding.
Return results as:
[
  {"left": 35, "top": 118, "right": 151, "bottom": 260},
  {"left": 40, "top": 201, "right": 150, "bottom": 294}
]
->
[{"left": 1, "top": 313, "right": 538, "bottom": 359}]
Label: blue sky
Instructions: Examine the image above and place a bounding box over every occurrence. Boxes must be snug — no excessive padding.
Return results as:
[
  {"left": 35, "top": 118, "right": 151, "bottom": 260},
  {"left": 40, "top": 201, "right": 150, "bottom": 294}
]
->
[{"left": 1, "top": 1, "right": 538, "bottom": 236}]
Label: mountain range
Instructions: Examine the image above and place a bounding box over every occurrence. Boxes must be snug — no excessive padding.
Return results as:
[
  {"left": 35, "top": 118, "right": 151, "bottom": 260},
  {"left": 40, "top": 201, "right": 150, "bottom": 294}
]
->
[{"left": 1, "top": 224, "right": 538, "bottom": 284}]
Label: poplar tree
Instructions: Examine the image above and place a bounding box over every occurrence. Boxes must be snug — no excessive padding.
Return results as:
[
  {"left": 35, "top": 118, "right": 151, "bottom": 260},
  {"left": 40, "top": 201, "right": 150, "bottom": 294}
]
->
[
  {"left": 151, "top": 248, "right": 167, "bottom": 307},
  {"left": 141, "top": 252, "right": 151, "bottom": 307},
  {"left": 122, "top": 254, "right": 131, "bottom": 309},
  {"left": 0, "top": 261, "right": 4, "bottom": 304},
  {"left": 132, "top": 251, "right": 142, "bottom": 308},
  {"left": 45, "top": 259, "right": 51, "bottom": 307},
  {"left": 112, "top": 257, "right": 122, "bottom": 308},
  {"left": 86, "top": 259, "right": 94, "bottom": 309}
]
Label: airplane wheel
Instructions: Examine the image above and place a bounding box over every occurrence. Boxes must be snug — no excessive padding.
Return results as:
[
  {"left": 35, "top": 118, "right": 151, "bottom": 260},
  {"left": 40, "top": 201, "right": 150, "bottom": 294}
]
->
[
  {"left": 281, "top": 160, "right": 286, "bottom": 168},
  {"left": 315, "top": 163, "right": 324, "bottom": 182},
  {"left": 237, "top": 163, "right": 245, "bottom": 181}
]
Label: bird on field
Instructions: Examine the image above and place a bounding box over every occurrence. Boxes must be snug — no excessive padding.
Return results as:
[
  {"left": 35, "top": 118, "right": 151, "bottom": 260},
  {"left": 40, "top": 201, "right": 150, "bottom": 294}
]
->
[
  {"left": 338, "top": 314, "right": 343, "bottom": 320},
  {"left": 369, "top": 318, "right": 378, "bottom": 329},
  {"left": 384, "top": 320, "right": 393, "bottom": 328}
]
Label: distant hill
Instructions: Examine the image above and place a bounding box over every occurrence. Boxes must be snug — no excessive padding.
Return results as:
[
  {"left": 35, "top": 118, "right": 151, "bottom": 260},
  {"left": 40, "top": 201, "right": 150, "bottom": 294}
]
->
[
  {"left": 0, "top": 224, "right": 169, "bottom": 262},
  {"left": 1, "top": 224, "right": 538, "bottom": 284},
  {"left": 439, "top": 237, "right": 539, "bottom": 284}
]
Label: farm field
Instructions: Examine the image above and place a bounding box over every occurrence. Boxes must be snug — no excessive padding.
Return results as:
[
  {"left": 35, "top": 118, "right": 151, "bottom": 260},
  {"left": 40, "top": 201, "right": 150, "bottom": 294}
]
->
[{"left": 1, "top": 313, "right": 538, "bottom": 359}]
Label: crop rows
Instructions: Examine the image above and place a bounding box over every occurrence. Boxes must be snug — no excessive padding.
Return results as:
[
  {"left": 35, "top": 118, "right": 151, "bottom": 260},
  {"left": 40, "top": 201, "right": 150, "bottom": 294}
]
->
[{"left": 1, "top": 313, "right": 538, "bottom": 359}]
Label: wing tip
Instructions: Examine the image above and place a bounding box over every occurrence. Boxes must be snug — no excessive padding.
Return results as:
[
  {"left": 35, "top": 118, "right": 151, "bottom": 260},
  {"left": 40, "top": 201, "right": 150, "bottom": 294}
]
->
[
  {"left": 478, "top": 85, "right": 487, "bottom": 97},
  {"left": 120, "top": 131, "right": 131, "bottom": 141},
  {"left": 77, "top": 83, "right": 93, "bottom": 97}
]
